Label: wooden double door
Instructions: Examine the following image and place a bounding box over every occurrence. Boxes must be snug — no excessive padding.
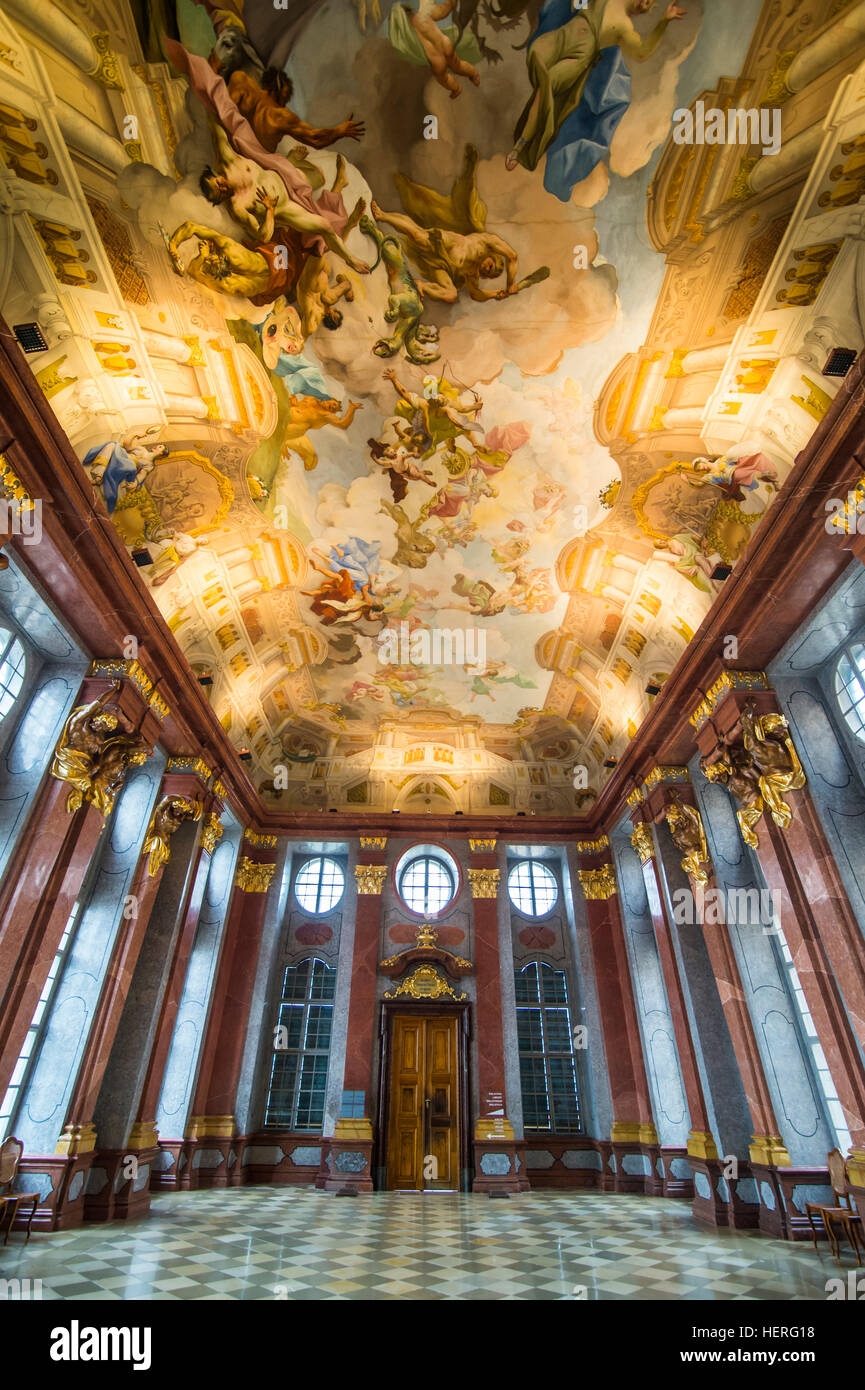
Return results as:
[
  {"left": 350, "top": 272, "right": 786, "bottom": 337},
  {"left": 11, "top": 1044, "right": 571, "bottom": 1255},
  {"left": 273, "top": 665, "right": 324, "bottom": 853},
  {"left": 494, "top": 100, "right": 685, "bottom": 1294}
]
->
[{"left": 385, "top": 1011, "right": 462, "bottom": 1191}]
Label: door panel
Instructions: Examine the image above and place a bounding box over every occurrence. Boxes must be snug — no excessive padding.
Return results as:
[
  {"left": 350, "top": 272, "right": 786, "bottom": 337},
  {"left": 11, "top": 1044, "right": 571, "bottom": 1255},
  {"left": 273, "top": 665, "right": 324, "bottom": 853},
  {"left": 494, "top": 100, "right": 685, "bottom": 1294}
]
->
[{"left": 387, "top": 1013, "right": 460, "bottom": 1191}]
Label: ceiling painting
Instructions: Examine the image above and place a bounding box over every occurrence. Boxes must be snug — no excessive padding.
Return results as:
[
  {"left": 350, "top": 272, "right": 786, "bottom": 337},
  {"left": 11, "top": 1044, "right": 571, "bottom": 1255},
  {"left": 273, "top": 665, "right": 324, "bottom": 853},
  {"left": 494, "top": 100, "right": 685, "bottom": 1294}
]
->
[{"left": 0, "top": 0, "right": 863, "bottom": 812}]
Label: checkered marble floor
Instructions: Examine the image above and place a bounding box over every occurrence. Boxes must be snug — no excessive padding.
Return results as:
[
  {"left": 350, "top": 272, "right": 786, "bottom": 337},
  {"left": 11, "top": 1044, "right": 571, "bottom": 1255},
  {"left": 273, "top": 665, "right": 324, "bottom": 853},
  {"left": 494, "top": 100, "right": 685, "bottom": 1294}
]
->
[{"left": 0, "top": 1190, "right": 853, "bottom": 1300}]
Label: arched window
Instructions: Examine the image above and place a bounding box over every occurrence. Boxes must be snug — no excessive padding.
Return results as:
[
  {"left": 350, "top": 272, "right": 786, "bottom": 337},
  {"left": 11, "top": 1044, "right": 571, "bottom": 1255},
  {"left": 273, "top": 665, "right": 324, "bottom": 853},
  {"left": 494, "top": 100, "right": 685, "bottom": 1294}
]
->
[
  {"left": 396, "top": 845, "right": 458, "bottom": 915},
  {"left": 508, "top": 860, "right": 558, "bottom": 917},
  {"left": 835, "top": 643, "right": 865, "bottom": 741},
  {"left": 0, "top": 629, "right": 26, "bottom": 722},
  {"left": 264, "top": 958, "right": 336, "bottom": 1131},
  {"left": 294, "top": 856, "right": 345, "bottom": 914},
  {"left": 515, "top": 962, "right": 581, "bottom": 1133}
]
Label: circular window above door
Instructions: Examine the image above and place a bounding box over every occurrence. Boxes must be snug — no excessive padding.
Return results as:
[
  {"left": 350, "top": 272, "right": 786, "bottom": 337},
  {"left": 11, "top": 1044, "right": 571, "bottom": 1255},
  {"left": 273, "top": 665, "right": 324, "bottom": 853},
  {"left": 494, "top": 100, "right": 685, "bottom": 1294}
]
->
[{"left": 395, "top": 844, "right": 459, "bottom": 917}]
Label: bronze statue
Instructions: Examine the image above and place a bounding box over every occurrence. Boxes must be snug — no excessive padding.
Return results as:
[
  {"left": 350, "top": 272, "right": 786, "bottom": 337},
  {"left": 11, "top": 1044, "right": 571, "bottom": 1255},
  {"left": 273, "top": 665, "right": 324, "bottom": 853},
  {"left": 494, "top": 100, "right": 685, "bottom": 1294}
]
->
[
  {"left": 699, "top": 699, "right": 804, "bottom": 849},
  {"left": 51, "top": 682, "right": 152, "bottom": 817},
  {"left": 665, "top": 790, "right": 710, "bottom": 886},
  {"left": 142, "top": 795, "right": 202, "bottom": 876}
]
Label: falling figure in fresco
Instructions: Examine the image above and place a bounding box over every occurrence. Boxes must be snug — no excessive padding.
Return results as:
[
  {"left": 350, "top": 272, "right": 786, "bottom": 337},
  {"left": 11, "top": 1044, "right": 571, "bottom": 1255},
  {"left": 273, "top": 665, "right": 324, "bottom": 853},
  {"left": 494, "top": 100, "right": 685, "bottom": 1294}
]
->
[
  {"left": 372, "top": 145, "right": 549, "bottom": 304},
  {"left": 227, "top": 68, "right": 365, "bottom": 151},
  {"left": 167, "top": 151, "right": 364, "bottom": 308},
  {"left": 388, "top": 0, "right": 481, "bottom": 98},
  {"left": 163, "top": 40, "right": 369, "bottom": 273},
  {"left": 506, "top": 0, "right": 687, "bottom": 201}
]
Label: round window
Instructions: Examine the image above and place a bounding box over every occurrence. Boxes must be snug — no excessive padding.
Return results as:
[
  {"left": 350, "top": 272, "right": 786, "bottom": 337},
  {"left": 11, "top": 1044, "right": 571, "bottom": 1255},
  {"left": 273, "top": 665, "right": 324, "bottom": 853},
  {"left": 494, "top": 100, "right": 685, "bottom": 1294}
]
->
[
  {"left": 294, "top": 856, "right": 345, "bottom": 913},
  {"left": 508, "top": 861, "right": 558, "bottom": 917},
  {"left": 396, "top": 845, "right": 458, "bottom": 916}
]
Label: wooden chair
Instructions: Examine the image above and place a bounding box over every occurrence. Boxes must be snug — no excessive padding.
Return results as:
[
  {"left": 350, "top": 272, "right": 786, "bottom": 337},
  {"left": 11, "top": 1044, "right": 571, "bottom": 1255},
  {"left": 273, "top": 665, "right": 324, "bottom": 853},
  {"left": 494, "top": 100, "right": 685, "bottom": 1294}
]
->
[
  {"left": 805, "top": 1148, "right": 863, "bottom": 1263},
  {"left": 0, "top": 1136, "right": 40, "bottom": 1244}
]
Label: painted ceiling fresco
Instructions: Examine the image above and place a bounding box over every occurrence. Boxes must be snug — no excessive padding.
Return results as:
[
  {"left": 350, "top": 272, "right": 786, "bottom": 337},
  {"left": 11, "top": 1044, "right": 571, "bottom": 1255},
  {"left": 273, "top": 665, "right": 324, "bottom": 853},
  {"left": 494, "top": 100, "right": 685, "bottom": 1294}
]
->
[{"left": 1, "top": 0, "right": 864, "bottom": 811}]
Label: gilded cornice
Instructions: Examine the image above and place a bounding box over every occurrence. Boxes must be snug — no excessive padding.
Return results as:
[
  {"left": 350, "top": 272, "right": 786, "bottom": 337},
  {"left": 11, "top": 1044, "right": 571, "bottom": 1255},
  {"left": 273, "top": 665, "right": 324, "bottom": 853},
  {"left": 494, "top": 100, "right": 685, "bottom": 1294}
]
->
[
  {"left": 89, "top": 658, "right": 170, "bottom": 721},
  {"left": 576, "top": 835, "right": 609, "bottom": 854},
  {"left": 689, "top": 671, "right": 769, "bottom": 730},
  {"left": 244, "top": 829, "right": 278, "bottom": 848},
  {"left": 167, "top": 755, "right": 212, "bottom": 782}
]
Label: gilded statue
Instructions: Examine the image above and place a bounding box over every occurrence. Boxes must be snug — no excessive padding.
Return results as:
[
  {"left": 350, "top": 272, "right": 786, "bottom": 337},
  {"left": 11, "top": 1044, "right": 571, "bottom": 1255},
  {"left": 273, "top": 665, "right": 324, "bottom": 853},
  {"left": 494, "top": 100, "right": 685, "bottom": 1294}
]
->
[
  {"left": 143, "top": 795, "right": 202, "bottom": 876},
  {"left": 699, "top": 699, "right": 804, "bottom": 849},
  {"left": 665, "top": 790, "right": 710, "bottom": 887},
  {"left": 51, "top": 681, "right": 152, "bottom": 817}
]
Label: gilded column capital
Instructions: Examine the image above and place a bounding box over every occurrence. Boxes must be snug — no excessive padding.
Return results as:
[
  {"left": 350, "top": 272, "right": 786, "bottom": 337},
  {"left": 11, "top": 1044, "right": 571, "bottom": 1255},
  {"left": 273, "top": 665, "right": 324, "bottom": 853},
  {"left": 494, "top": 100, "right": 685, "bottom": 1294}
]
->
[
  {"left": 469, "top": 838, "right": 497, "bottom": 852},
  {"left": 355, "top": 863, "right": 387, "bottom": 895},
  {"left": 578, "top": 864, "right": 617, "bottom": 900},
  {"left": 468, "top": 867, "right": 500, "bottom": 899},
  {"left": 359, "top": 836, "right": 387, "bottom": 850},
  {"left": 235, "top": 856, "right": 276, "bottom": 893},
  {"left": 201, "top": 813, "right": 223, "bottom": 855},
  {"left": 630, "top": 822, "right": 654, "bottom": 864}
]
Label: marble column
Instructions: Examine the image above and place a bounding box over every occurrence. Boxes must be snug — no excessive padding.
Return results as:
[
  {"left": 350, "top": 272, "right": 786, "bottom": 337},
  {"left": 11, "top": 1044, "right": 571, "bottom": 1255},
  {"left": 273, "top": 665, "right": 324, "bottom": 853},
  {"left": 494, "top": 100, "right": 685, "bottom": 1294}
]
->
[
  {"left": 645, "top": 775, "right": 798, "bottom": 1231},
  {"left": 321, "top": 839, "right": 386, "bottom": 1193},
  {"left": 139, "top": 802, "right": 226, "bottom": 1189},
  {"left": 86, "top": 760, "right": 219, "bottom": 1222},
  {"left": 469, "top": 844, "right": 523, "bottom": 1194},
  {"left": 693, "top": 681, "right": 865, "bottom": 1154},
  {"left": 610, "top": 833, "right": 690, "bottom": 1198},
  {"left": 576, "top": 846, "right": 657, "bottom": 1193},
  {"left": 0, "top": 670, "right": 157, "bottom": 1102},
  {"left": 185, "top": 834, "right": 278, "bottom": 1188}
]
